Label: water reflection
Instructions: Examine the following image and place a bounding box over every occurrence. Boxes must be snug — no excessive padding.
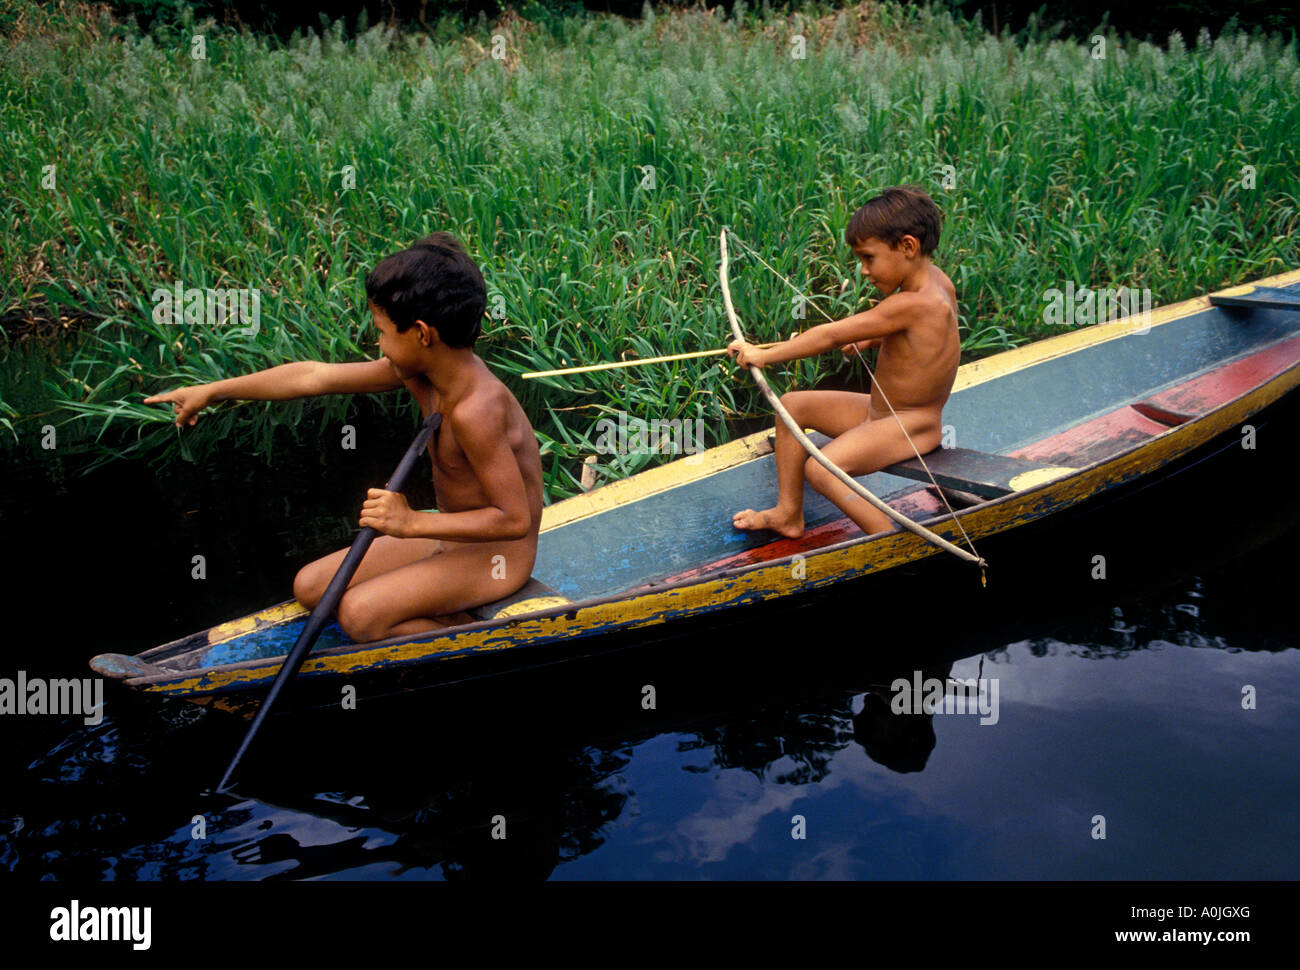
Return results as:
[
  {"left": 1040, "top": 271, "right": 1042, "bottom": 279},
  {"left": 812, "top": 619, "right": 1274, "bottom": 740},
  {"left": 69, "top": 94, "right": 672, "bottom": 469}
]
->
[
  {"left": 2, "top": 401, "right": 1296, "bottom": 880},
  {"left": 5, "top": 531, "right": 1293, "bottom": 882}
]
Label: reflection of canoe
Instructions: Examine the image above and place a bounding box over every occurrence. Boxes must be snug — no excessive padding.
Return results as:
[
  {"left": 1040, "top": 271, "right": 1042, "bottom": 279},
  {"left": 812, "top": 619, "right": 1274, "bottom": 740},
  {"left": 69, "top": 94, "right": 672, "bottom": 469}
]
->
[{"left": 91, "top": 271, "right": 1300, "bottom": 714}]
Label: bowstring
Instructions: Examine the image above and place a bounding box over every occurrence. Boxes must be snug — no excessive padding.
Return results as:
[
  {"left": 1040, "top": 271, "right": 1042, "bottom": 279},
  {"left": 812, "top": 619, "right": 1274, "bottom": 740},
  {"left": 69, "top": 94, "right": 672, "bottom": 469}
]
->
[{"left": 723, "top": 230, "right": 983, "bottom": 568}]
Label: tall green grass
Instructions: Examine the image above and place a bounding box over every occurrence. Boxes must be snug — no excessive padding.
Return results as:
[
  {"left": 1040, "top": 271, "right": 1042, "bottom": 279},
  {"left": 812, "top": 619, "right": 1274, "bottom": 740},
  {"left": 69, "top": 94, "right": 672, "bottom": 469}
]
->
[{"left": 3, "top": 2, "right": 1298, "bottom": 497}]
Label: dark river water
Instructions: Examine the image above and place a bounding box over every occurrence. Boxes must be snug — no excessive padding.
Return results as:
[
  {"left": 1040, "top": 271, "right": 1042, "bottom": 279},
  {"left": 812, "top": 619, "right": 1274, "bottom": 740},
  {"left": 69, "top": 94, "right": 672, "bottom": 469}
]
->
[{"left": 1, "top": 398, "right": 1297, "bottom": 885}]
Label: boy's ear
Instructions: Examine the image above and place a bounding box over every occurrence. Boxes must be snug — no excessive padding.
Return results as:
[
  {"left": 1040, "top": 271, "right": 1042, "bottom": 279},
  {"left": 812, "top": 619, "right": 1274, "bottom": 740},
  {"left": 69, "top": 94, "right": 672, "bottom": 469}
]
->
[
  {"left": 412, "top": 319, "right": 441, "bottom": 346},
  {"left": 898, "top": 234, "right": 921, "bottom": 257}
]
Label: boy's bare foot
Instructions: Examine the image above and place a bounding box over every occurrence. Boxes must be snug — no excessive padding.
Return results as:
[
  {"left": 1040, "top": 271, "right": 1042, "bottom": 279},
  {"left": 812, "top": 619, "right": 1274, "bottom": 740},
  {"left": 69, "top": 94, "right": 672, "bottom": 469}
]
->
[{"left": 732, "top": 506, "right": 804, "bottom": 538}]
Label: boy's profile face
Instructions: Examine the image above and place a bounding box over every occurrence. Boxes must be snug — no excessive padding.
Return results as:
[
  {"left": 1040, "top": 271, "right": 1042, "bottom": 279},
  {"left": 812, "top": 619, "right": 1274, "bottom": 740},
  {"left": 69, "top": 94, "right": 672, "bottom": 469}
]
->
[
  {"left": 851, "top": 235, "right": 920, "bottom": 294},
  {"left": 370, "top": 302, "right": 427, "bottom": 378}
]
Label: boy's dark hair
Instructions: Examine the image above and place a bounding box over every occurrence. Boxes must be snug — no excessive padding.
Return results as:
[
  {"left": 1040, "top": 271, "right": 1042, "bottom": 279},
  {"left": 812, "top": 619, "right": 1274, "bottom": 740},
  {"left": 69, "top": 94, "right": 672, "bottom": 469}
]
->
[
  {"left": 845, "top": 187, "right": 942, "bottom": 256},
  {"left": 365, "top": 232, "right": 487, "bottom": 347}
]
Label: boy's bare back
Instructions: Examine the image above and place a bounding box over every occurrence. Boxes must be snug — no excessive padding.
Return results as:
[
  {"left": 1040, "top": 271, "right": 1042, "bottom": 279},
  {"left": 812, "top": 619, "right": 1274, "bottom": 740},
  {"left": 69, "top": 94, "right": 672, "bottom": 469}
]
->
[{"left": 867, "top": 263, "right": 960, "bottom": 425}]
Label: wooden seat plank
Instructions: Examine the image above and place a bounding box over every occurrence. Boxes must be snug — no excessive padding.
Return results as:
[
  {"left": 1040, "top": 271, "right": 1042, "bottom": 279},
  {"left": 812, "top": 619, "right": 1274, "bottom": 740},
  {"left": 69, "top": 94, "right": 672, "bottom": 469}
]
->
[
  {"left": 469, "top": 577, "right": 571, "bottom": 621},
  {"left": 884, "top": 447, "right": 1076, "bottom": 498},
  {"left": 1209, "top": 286, "right": 1300, "bottom": 311}
]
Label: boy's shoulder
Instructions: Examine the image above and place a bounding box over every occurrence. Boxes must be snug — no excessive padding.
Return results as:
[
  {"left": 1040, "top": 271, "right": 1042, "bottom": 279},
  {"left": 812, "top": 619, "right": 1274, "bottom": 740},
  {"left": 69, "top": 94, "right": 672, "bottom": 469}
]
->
[
  {"left": 402, "top": 356, "right": 535, "bottom": 439},
  {"left": 882, "top": 268, "right": 957, "bottom": 322},
  {"left": 877, "top": 288, "right": 953, "bottom": 324},
  {"left": 447, "top": 365, "right": 531, "bottom": 432},
  {"left": 927, "top": 263, "right": 957, "bottom": 304}
]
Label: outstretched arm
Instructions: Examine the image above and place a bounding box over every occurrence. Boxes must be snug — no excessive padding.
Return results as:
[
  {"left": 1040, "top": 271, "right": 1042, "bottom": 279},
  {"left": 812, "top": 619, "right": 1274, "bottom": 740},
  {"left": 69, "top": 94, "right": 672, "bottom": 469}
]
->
[
  {"left": 145, "top": 358, "right": 404, "bottom": 427},
  {"left": 728, "top": 293, "right": 918, "bottom": 368}
]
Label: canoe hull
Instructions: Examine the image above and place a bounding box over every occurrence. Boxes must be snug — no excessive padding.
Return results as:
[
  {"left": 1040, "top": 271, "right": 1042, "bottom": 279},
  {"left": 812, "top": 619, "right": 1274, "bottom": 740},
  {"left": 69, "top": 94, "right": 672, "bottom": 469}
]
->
[
  {"left": 98, "top": 379, "right": 1299, "bottom": 717},
  {"left": 91, "top": 271, "right": 1300, "bottom": 713}
]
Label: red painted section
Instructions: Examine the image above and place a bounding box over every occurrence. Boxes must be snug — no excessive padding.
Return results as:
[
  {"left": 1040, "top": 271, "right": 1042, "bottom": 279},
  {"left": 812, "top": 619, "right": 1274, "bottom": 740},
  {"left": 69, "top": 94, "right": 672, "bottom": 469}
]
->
[
  {"left": 1013, "top": 333, "right": 1300, "bottom": 466},
  {"left": 1010, "top": 408, "right": 1170, "bottom": 466},
  {"left": 1133, "top": 333, "right": 1300, "bottom": 420},
  {"left": 654, "top": 488, "right": 947, "bottom": 583}
]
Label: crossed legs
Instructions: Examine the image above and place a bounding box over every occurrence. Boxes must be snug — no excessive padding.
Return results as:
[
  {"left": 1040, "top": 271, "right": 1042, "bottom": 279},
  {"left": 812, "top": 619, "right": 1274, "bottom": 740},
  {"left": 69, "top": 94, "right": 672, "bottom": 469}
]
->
[{"left": 292, "top": 533, "right": 537, "bottom": 643}]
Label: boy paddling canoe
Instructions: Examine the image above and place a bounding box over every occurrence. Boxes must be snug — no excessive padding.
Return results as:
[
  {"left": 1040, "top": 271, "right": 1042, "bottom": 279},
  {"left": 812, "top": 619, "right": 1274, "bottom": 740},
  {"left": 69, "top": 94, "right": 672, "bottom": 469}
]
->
[{"left": 145, "top": 233, "right": 544, "bottom": 639}]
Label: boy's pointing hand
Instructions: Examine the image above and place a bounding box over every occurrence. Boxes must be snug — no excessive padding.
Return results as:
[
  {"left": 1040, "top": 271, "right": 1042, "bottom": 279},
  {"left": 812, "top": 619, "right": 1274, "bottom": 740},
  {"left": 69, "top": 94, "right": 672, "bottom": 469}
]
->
[
  {"left": 360, "top": 488, "right": 416, "bottom": 537},
  {"left": 143, "top": 386, "right": 212, "bottom": 427}
]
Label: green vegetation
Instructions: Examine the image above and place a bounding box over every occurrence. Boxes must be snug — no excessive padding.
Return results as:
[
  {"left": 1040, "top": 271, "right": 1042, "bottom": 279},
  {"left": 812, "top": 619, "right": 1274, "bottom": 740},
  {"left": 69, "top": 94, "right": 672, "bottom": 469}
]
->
[{"left": 3, "top": 2, "right": 1298, "bottom": 498}]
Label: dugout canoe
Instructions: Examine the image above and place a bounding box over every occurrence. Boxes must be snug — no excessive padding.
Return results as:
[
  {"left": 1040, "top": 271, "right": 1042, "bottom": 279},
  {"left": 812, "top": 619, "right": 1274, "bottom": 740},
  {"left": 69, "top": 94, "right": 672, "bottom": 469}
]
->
[{"left": 91, "top": 271, "right": 1300, "bottom": 715}]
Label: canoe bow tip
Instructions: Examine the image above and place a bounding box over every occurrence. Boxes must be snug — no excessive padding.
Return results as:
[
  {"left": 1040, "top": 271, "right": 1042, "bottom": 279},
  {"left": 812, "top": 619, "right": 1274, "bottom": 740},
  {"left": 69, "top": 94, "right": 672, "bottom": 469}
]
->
[{"left": 89, "top": 652, "right": 159, "bottom": 680}]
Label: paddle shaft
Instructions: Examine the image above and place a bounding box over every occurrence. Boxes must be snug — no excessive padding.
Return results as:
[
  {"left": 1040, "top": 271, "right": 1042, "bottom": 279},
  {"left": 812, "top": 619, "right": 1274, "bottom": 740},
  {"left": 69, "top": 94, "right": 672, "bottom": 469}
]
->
[{"left": 216, "top": 411, "right": 442, "bottom": 793}]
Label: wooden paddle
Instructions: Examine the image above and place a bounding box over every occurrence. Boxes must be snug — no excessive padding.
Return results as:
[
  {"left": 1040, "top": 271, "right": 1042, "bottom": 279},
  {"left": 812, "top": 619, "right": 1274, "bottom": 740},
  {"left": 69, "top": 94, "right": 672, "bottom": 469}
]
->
[{"left": 216, "top": 411, "right": 442, "bottom": 793}]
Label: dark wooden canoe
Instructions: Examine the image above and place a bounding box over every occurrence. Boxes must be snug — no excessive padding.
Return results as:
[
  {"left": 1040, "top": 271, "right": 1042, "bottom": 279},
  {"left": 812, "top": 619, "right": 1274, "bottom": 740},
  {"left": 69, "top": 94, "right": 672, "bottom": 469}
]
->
[{"left": 91, "top": 271, "right": 1300, "bottom": 714}]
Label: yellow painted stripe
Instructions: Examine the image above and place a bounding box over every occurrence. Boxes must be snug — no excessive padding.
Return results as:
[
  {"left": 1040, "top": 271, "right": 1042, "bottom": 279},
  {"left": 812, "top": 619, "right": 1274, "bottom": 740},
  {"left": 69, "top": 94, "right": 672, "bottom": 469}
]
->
[
  {"left": 1008, "top": 465, "right": 1077, "bottom": 491},
  {"left": 205, "top": 600, "right": 306, "bottom": 646},
  {"left": 954, "top": 268, "right": 1300, "bottom": 392}
]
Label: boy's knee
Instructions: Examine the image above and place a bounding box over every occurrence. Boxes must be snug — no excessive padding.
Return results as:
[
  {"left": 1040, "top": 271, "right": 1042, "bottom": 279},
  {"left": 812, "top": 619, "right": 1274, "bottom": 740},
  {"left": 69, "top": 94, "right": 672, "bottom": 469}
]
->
[
  {"left": 336, "top": 592, "right": 379, "bottom": 643},
  {"left": 915, "top": 428, "right": 942, "bottom": 456},
  {"left": 804, "top": 455, "right": 830, "bottom": 487},
  {"left": 292, "top": 564, "right": 324, "bottom": 610},
  {"left": 780, "top": 390, "right": 810, "bottom": 416}
]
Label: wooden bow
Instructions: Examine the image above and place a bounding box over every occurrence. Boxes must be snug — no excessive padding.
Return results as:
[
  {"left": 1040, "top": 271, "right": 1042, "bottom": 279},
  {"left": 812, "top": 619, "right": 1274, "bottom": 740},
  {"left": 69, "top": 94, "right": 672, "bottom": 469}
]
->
[{"left": 719, "top": 228, "right": 985, "bottom": 568}]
